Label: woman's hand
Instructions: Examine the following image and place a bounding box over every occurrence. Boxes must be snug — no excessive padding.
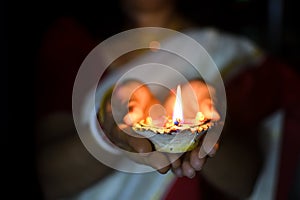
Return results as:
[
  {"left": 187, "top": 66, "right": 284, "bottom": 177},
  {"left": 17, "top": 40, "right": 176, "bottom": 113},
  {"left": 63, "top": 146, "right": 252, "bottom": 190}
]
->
[
  {"left": 103, "top": 80, "right": 172, "bottom": 173},
  {"left": 164, "top": 80, "right": 221, "bottom": 178}
]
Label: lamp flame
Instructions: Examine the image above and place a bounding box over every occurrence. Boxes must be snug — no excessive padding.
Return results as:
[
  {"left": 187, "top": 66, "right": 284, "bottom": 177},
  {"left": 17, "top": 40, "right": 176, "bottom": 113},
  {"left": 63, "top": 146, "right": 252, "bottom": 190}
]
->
[{"left": 172, "top": 85, "right": 183, "bottom": 124}]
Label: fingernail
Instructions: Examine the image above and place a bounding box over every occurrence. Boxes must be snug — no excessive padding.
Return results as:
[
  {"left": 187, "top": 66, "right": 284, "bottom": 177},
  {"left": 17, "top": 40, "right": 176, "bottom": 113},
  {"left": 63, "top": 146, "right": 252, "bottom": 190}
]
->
[
  {"left": 174, "top": 167, "right": 183, "bottom": 177},
  {"left": 189, "top": 171, "right": 196, "bottom": 179},
  {"left": 212, "top": 110, "right": 220, "bottom": 120},
  {"left": 123, "top": 115, "right": 132, "bottom": 125},
  {"left": 193, "top": 161, "right": 203, "bottom": 171},
  {"left": 198, "top": 147, "right": 207, "bottom": 159},
  {"left": 208, "top": 148, "right": 217, "bottom": 157}
]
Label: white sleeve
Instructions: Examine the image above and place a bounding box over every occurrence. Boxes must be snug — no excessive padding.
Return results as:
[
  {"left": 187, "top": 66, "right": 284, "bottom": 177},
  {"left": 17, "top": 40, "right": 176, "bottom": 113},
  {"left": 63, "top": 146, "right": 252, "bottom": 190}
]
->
[
  {"left": 184, "top": 27, "right": 265, "bottom": 80},
  {"left": 82, "top": 82, "right": 122, "bottom": 155}
]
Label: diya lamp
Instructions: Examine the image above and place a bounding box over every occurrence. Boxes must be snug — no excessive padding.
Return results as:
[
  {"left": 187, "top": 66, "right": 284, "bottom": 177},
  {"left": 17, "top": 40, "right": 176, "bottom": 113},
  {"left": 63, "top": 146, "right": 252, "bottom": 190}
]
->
[{"left": 133, "top": 85, "right": 215, "bottom": 153}]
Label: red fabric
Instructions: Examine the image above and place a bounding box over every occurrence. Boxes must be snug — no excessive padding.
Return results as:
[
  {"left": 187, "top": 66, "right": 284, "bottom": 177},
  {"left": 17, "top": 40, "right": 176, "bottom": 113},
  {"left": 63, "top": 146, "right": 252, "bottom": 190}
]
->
[
  {"left": 36, "top": 17, "right": 96, "bottom": 118},
  {"left": 225, "top": 57, "right": 300, "bottom": 199},
  {"left": 273, "top": 61, "right": 300, "bottom": 200},
  {"left": 226, "top": 59, "right": 300, "bottom": 199},
  {"left": 163, "top": 174, "right": 202, "bottom": 200}
]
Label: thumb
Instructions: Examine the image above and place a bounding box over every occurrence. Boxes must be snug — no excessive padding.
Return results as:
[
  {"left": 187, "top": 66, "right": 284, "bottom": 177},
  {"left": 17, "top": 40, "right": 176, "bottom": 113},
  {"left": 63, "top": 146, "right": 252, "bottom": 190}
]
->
[
  {"left": 123, "top": 108, "right": 144, "bottom": 126},
  {"left": 200, "top": 99, "right": 220, "bottom": 121}
]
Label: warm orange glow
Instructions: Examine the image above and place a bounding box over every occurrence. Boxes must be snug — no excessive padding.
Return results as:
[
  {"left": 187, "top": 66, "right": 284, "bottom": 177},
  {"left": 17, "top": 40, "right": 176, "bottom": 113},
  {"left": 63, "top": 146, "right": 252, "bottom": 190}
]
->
[{"left": 172, "top": 85, "right": 183, "bottom": 123}]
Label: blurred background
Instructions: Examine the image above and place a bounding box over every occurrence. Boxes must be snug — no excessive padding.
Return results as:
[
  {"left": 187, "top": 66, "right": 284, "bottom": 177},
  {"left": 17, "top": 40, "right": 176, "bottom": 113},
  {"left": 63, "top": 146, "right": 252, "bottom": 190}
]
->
[
  {"left": 24, "top": 0, "right": 300, "bottom": 70},
  {"left": 5, "top": 0, "right": 299, "bottom": 198}
]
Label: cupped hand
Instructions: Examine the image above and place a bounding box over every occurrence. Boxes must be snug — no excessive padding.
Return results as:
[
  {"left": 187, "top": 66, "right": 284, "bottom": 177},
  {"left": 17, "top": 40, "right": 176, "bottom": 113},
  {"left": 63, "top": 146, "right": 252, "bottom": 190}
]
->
[
  {"left": 104, "top": 80, "right": 172, "bottom": 173},
  {"left": 164, "top": 80, "right": 221, "bottom": 178},
  {"left": 102, "top": 80, "right": 221, "bottom": 176}
]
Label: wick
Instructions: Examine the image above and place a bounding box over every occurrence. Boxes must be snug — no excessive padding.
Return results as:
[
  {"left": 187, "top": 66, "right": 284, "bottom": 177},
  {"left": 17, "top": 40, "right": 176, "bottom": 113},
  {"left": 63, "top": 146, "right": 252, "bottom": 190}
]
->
[{"left": 174, "top": 118, "right": 181, "bottom": 126}]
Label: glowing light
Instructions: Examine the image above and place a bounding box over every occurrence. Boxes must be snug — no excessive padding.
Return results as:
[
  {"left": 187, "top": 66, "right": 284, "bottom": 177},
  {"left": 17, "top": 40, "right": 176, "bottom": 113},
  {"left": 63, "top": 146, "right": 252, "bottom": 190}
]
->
[{"left": 172, "top": 85, "right": 183, "bottom": 124}]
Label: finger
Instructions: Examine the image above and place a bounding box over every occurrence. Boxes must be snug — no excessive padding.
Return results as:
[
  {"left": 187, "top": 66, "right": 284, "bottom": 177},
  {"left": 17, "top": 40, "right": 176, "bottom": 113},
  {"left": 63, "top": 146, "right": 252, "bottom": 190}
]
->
[
  {"left": 210, "top": 108, "right": 220, "bottom": 121},
  {"left": 172, "top": 166, "right": 183, "bottom": 177},
  {"left": 166, "top": 153, "right": 182, "bottom": 169},
  {"left": 118, "top": 131, "right": 153, "bottom": 165},
  {"left": 181, "top": 152, "right": 196, "bottom": 178},
  {"left": 198, "top": 141, "right": 219, "bottom": 159},
  {"left": 147, "top": 151, "right": 171, "bottom": 174},
  {"left": 207, "top": 143, "right": 219, "bottom": 157},
  {"left": 118, "top": 124, "right": 153, "bottom": 152},
  {"left": 198, "top": 146, "right": 208, "bottom": 159},
  {"left": 190, "top": 147, "right": 206, "bottom": 171},
  {"left": 123, "top": 108, "right": 144, "bottom": 126},
  {"left": 182, "top": 160, "right": 196, "bottom": 178},
  {"left": 109, "top": 125, "right": 145, "bottom": 151},
  {"left": 171, "top": 158, "right": 181, "bottom": 169},
  {"left": 200, "top": 99, "right": 220, "bottom": 121},
  {"left": 126, "top": 134, "right": 153, "bottom": 153},
  {"left": 168, "top": 153, "right": 183, "bottom": 177}
]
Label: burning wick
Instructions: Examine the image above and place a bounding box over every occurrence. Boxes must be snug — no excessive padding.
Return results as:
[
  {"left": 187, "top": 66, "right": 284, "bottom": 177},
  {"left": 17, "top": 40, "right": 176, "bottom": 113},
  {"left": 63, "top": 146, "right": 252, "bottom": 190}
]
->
[
  {"left": 174, "top": 118, "right": 181, "bottom": 126},
  {"left": 173, "top": 85, "right": 183, "bottom": 126}
]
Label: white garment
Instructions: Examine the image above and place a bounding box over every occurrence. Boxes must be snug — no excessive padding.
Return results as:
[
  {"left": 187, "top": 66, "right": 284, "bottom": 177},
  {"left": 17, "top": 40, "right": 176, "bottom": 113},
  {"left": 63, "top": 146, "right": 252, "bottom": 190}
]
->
[
  {"left": 76, "top": 27, "right": 278, "bottom": 200},
  {"left": 76, "top": 171, "right": 175, "bottom": 200}
]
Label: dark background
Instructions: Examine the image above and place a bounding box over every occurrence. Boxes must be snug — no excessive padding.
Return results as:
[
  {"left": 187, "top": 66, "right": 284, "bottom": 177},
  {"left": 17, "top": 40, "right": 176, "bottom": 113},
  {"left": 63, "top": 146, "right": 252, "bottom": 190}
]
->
[
  {"left": 6, "top": 0, "right": 299, "bottom": 198},
  {"left": 21, "top": 0, "right": 300, "bottom": 69}
]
